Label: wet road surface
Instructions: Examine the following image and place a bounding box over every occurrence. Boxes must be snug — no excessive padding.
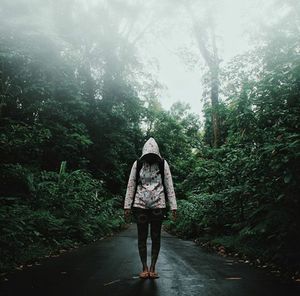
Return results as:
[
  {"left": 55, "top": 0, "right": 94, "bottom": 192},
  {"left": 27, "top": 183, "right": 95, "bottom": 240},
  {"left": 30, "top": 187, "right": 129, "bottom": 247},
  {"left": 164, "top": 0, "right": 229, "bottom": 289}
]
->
[{"left": 1, "top": 224, "right": 299, "bottom": 296}]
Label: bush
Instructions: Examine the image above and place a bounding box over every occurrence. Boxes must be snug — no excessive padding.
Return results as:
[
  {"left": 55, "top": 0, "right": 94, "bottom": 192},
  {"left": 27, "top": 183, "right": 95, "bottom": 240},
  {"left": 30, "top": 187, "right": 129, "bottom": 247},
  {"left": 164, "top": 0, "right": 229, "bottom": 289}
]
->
[{"left": 0, "top": 167, "right": 125, "bottom": 273}]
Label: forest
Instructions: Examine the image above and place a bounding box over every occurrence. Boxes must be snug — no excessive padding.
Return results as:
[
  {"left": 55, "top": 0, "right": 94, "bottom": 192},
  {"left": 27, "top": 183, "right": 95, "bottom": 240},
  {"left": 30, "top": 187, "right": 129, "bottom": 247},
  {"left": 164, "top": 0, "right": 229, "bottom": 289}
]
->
[{"left": 0, "top": 0, "right": 299, "bottom": 280}]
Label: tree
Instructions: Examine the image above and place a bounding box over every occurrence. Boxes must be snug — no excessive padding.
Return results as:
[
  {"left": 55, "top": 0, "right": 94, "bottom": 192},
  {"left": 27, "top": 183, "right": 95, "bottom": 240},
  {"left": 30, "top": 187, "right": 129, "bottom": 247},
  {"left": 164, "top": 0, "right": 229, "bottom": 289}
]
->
[{"left": 183, "top": 0, "right": 221, "bottom": 147}]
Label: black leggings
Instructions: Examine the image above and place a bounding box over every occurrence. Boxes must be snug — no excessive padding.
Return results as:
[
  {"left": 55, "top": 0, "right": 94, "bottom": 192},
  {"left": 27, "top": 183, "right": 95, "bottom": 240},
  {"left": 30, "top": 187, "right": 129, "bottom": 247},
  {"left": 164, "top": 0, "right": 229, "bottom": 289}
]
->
[
  {"left": 137, "top": 220, "right": 163, "bottom": 269},
  {"left": 133, "top": 207, "right": 165, "bottom": 269}
]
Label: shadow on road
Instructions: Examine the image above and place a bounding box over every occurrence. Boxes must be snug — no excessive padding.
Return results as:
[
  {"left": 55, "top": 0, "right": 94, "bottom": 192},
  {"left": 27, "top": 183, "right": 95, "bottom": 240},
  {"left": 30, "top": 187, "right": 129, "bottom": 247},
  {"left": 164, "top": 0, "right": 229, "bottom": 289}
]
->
[{"left": 124, "top": 279, "right": 159, "bottom": 296}]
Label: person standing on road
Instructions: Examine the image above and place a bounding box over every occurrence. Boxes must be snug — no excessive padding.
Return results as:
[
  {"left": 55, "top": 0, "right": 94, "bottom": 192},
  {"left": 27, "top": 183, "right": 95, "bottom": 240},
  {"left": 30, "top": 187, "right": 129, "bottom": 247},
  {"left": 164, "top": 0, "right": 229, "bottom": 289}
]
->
[{"left": 124, "top": 137, "right": 177, "bottom": 279}]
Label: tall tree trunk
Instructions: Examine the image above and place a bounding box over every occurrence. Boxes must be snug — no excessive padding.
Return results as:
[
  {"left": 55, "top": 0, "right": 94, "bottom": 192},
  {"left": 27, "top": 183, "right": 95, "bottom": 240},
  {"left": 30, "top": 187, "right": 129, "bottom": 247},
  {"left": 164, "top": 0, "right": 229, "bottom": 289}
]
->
[
  {"left": 210, "top": 49, "right": 220, "bottom": 148},
  {"left": 185, "top": 3, "right": 221, "bottom": 147}
]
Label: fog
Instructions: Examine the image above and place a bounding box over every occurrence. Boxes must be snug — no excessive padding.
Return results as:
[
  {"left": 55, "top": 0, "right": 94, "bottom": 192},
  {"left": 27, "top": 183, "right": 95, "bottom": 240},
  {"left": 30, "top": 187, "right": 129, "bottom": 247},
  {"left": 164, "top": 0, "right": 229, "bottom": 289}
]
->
[
  {"left": 1, "top": 1, "right": 300, "bottom": 284},
  {"left": 0, "top": 0, "right": 291, "bottom": 116}
]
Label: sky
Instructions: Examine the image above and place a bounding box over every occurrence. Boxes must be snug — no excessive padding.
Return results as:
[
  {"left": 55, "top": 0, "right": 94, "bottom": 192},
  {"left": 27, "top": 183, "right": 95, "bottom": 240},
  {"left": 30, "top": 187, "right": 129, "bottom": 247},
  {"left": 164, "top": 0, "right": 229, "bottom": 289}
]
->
[{"left": 137, "top": 0, "right": 274, "bottom": 118}]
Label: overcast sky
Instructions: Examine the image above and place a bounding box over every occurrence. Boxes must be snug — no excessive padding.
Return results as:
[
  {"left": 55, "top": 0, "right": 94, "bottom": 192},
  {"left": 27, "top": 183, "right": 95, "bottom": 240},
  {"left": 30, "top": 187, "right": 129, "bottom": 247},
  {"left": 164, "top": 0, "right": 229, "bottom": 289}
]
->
[{"left": 137, "top": 0, "right": 275, "bottom": 118}]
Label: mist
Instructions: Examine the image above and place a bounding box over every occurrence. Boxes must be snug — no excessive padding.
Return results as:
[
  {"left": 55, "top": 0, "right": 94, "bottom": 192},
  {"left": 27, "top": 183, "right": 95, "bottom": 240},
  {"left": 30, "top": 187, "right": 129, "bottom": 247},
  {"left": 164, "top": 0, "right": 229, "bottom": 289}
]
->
[
  {"left": 1, "top": 0, "right": 300, "bottom": 288},
  {"left": 1, "top": 0, "right": 293, "bottom": 116}
]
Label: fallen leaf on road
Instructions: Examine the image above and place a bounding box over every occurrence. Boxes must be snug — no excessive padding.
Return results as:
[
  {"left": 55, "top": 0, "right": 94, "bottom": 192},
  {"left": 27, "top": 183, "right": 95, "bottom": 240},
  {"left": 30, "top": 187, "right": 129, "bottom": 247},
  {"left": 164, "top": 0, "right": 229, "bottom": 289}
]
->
[{"left": 103, "top": 279, "right": 121, "bottom": 286}]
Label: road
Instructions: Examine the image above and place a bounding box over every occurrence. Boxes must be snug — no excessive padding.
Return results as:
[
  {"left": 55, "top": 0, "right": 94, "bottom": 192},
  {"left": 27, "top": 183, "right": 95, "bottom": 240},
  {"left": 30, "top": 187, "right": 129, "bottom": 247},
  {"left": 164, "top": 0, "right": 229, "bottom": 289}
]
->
[{"left": 0, "top": 224, "right": 299, "bottom": 296}]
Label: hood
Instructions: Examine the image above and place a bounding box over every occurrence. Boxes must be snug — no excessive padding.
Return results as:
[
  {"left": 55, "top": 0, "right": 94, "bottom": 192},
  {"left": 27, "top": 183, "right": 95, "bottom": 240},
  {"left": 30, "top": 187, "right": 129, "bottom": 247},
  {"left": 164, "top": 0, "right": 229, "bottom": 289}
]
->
[{"left": 140, "top": 137, "right": 162, "bottom": 160}]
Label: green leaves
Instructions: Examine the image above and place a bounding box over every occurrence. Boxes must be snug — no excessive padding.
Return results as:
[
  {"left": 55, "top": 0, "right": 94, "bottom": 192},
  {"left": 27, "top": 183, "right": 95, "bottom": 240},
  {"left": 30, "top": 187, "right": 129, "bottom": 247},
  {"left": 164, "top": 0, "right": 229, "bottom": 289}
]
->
[
  {"left": 168, "top": 3, "right": 300, "bottom": 272},
  {"left": 283, "top": 171, "right": 292, "bottom": 184},
  {"left": 0, "top": 168, "right": 124, "bottom": 273}
]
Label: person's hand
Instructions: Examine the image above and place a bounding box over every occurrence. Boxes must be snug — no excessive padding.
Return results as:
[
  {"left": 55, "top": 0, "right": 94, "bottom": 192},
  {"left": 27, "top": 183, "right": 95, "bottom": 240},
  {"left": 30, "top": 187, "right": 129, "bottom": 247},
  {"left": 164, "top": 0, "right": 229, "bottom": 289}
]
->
[
  {"left": 124, "top": 209, "right": 131, "bottom": 222},
  {"left": 171, "top": 210, "right": 177, "bottom": 221}
]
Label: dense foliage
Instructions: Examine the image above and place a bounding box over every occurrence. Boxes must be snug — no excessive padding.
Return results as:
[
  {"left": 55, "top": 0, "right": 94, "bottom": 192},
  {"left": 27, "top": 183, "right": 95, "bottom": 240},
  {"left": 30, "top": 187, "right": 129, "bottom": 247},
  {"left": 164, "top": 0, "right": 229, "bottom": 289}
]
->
[
  {"left": 0, "top": 1, "right": 201, "bottom": 273},
  {"left": 0, "top": 167, "right": 123, "bottom": 271},
  {"left": 0, "top": 1, "right": 144, "bottom": 272},
  {"left": 166, "top": 6, "right": 300, "bottom": 274},
  {"left": 0, "top": 0, "right": 299, "bottom": 277}
]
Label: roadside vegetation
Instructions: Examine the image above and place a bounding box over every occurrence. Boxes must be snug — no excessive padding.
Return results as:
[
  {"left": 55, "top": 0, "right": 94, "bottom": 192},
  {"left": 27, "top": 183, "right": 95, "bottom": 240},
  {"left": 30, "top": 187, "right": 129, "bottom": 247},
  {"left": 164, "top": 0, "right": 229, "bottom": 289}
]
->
[{"left": 0, "top": 0, "right": 299, "bottom": 278}]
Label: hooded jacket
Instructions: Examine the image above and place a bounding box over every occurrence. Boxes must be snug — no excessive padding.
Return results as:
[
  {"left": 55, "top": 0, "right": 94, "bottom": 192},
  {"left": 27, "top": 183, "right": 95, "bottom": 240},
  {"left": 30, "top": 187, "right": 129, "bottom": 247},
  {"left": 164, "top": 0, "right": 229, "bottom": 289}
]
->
[{"left": 124, "top": 138, "right": 177, "bottom": 210}]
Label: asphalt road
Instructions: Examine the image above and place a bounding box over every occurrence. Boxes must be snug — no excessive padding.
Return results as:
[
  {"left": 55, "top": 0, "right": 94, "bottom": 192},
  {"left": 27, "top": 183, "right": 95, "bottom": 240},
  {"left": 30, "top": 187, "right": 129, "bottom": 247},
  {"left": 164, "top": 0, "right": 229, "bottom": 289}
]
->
[{"left": 1, "top": 224, "right": 299, "bottom": 296}]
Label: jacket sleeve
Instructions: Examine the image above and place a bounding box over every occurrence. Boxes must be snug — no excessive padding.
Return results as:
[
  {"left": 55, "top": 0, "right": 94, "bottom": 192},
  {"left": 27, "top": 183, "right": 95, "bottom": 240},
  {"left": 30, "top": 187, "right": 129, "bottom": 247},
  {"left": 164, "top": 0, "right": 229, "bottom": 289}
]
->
[
  {"left": 164, "top": 160, "right": 177, "bottom": 210},
  {"left": 124, "top": 160, "right": 137, "bottom": 209}
]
